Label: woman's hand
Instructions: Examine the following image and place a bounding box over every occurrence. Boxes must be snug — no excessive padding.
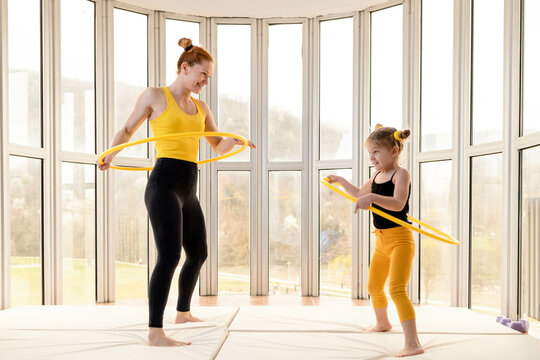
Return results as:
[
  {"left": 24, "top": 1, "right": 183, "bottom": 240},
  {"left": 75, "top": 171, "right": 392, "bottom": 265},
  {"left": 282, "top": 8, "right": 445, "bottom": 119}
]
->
[
  {"left": 232, "top": 137, "right": 256, "bottom": 149},
  {"left": 97, "top": 154, "right": 114, "bottom": 171},
  {"left": 354, "top": 194, "right": 373, "bottom": 213}
]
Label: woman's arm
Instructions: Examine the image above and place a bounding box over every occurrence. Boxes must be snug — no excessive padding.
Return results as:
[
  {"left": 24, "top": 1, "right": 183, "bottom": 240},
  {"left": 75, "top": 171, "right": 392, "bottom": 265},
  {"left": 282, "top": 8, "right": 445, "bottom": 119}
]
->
[
  {"left": 200, "top": 100, "right": 255, "bottom": 154},
  {"left": 97, "top": 88, "right": 155, "bottom": 170}
]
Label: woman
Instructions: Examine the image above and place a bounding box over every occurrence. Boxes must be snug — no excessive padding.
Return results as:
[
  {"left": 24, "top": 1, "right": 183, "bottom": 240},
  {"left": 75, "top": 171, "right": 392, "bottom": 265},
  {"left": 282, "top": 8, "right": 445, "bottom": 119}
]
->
[{"left": 99, "top": 38, "right": 255, "bottom": 347}]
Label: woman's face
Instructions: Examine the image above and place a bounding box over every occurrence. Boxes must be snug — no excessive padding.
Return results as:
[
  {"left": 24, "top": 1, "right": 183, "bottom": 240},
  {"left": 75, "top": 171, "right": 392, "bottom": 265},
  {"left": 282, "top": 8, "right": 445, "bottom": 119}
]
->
[
  {"left": 366, "top": 141, "right": 397, "bottom": 171},
  {"left": 182, "top": 60, "right": 214, "bottom": 94}
]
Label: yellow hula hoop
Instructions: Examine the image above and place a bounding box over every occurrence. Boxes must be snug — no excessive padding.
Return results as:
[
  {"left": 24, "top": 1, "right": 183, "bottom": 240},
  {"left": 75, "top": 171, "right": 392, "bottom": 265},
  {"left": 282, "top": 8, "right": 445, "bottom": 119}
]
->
[
  {"left": 321, "top": 178, "right": 459, "bottom": 246},
  {"left": 98, "top": 132, "right": 248, "bottom": 171}
]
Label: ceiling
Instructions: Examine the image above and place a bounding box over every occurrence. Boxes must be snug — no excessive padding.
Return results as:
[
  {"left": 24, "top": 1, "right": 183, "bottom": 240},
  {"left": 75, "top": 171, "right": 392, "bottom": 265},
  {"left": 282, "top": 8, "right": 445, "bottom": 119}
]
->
[{"left": 116, "top": 0, "right": 392, "bottom": 18}]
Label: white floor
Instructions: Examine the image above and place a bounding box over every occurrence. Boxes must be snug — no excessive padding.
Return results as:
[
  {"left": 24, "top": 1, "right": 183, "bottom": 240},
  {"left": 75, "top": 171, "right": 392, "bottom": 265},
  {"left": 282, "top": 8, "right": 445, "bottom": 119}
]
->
[{"left": 1, "top": 305, "right": 539, "bottom": 359}]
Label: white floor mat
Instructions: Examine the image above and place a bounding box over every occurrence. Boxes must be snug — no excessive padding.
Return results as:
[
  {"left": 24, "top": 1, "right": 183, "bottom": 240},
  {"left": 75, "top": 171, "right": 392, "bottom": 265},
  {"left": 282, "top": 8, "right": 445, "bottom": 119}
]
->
[
  {"left": 2, "top": 304, "right": 534, "bottom": 360},
  {"left": 227, "top": 305, "right": 518, "bottom": 334},
  {"left": 0, "top": 305, "right": 238, "bottom": 331},
  {"left": 216, "top": 331, "right": 540, "bottom": 360},
  {"left": 0, "top": 326, "right": 227, "bottom": 360}
]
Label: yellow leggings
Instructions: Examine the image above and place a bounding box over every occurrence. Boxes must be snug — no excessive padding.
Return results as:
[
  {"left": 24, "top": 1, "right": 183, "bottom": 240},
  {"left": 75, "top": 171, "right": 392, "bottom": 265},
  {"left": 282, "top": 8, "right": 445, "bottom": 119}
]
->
[{"left": 367, "top": 226, "right": 416, "bottom": 323}]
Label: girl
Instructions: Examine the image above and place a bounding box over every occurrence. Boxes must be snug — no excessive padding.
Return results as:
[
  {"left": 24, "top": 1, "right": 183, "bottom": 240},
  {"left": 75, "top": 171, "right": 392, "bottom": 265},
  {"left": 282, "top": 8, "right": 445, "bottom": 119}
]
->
[{"left": 327, "top": 124, "right": 423, "bottom": 357}]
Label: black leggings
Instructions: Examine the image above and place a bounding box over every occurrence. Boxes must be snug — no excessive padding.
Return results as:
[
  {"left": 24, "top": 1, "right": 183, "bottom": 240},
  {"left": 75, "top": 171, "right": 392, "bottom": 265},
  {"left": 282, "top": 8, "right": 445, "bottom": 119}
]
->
[{"left": 144, "top": 158, "right": 207, "bottom": 328}]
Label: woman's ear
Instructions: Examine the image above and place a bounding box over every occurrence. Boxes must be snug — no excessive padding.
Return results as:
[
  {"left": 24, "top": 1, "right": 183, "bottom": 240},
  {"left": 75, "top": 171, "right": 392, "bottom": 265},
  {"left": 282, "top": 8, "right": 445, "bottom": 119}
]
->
[{"left": 180, "top": 62, "right": 190, "bottom": 75}]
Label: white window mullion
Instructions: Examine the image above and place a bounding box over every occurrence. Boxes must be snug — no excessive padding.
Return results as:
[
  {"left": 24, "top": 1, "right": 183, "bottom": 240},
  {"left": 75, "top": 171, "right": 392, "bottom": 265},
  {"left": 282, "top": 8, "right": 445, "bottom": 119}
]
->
[
  {"left": 501, "top": 0, "right": 521, "bottom": 320},
  {"left": 351, "top": 11, "right": 361, "bottom": 299},
  {"left": 0, "top": 0, "right": 10, "bottom": 310}
]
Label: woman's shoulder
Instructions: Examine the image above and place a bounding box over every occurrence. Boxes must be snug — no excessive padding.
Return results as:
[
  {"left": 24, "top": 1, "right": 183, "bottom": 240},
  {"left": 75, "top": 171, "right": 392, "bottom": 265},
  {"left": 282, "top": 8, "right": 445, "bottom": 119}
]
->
[{"left": 193, "top": 98, "right": 209, "bottom": 117}]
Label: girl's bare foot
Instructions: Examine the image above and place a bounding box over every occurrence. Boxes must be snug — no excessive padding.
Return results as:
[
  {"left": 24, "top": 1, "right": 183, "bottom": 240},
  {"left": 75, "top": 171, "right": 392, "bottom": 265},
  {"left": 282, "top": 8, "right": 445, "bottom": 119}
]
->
[
  {"left": 397, "top": 319, "right": 423, "bottom": 357},
  {"left": 148, "top": 328, "right": 192, "bottom": 347},
  {"left": 396, "top": 344, "right": 424, "bottom": 357},
  {"left": 175, "top": 311, "right": 204, "bottom": 324},
  {"left": 365, "top": 323, "right": 392, "bottom": 332}
]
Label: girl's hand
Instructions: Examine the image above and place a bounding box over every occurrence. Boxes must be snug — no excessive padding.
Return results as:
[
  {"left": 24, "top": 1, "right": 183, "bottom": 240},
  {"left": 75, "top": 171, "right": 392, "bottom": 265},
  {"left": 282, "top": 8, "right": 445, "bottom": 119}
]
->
[
  {"left": 97, "top": 154, "right": 113, "bottom": 171},
  {"left": 232, "top": 137, "right": 256, "bottom": 149},
  {"left": 355, "top": 194, "right": 373, "bottom": 213},
  {"left": 326, "top": 175, "right": 343, "bottom": 184}
]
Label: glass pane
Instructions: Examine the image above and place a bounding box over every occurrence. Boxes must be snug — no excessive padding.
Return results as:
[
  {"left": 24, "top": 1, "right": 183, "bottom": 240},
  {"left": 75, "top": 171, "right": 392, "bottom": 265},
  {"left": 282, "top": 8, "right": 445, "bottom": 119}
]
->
[
  {"left": 218, "top": 171, "right": 250, "bottom": 293},
  {"left": 470, "top": 154, "right": 502, "bottom": 313},
  {"left": 471, "top": 0, "right": 504, "bottom": 144},
  {"left": 61, "top": 0, "right": 95, "bottom": 153},
  {"left": 8, "top": 0, "right": 41, "bottom": 146},
  {"left": 419, "top": 161, "right": 452, "bottom": 305},
  {"left": 62, "top": 163, "right": 96, "bottom": 304},
  {"left": 268, "top": 24, "right": 303, "bottom": 162},
  {"left": 320, "top": 169, "right": 352, "bottom": 297},
  {"left": 420, "top": 0, "right": 453, "bottom": 151},
  {"left": 319, "top": 18, "right": 353, "bottom": 160},
  {"left": 217, "top": 25, "right": 251, "bottom": 162},
  {"left": 522, "top": 0, "right": 540, "bottom": 136},
  {"left": 165, "top": 19, "right": 200, "bottom": 86},
  {"left": 10, "top": 156, "right": 42, "bottom": 305},
  {"left": 521, "top": 146, "right": 540, "bottom": 321},
  {"left": 114, "top": 9, "right": 148, "bottom": 158},
  {"left": 371, "top": 6, "right": 403, "bottom": 131},
  {"left": 269, "top": 171, "right": 301, "bottom": 295},
  {"left": 114, "top": 171, "right": 148, "bottom": 300}
]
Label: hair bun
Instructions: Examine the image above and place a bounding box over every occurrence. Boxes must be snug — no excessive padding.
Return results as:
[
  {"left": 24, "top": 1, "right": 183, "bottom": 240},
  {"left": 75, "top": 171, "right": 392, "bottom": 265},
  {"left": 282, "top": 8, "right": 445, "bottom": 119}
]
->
[
  {"left": 178, "top": 37, "right": 193, "bottom": 49},
  {"left": 399, "top": 129, "right": 411, "bottom": 140},
  {"left": 374, "top": 123, "right": 383, "bottom": 130}
]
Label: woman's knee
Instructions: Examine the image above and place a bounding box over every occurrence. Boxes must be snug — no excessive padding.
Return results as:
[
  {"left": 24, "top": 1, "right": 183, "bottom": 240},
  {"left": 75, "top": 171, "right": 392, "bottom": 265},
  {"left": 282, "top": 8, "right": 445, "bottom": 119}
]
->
[{"left": 157, "top": 250, "right": 181, "bottom": 268}]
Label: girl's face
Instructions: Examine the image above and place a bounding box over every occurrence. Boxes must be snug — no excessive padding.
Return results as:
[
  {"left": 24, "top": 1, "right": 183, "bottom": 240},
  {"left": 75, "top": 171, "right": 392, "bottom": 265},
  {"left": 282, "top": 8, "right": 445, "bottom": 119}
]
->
[
  {"left": 181, "top": 60, "right": 214, "bottom": 94},
  {"left": 366, "top": 141, "right": 398, "bottom": 171}
]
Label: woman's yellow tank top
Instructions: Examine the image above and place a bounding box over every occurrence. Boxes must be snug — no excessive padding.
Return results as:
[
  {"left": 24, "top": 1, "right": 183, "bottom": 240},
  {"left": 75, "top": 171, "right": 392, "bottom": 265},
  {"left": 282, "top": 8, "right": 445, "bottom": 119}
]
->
[{"left": 149, "top": 87, "right": 206, "bottom": 163}]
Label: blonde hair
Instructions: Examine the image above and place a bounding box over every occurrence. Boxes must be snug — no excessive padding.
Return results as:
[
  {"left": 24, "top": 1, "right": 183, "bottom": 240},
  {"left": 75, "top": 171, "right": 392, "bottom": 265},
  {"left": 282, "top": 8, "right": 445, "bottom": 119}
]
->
[
  {"left": 365, "top": 123, "right": 411, "bottom": 154},
  {"left": 177, "top": 38, "right": 214, "bottom": 74}
]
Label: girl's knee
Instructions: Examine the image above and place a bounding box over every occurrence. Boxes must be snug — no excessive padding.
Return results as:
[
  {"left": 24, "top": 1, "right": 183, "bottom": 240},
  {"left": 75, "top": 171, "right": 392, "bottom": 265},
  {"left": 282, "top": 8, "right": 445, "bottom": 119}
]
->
[
  {"left": 367, "top": 281, "right": 384, "bottom": 297},
  {"left": 388, "top": 285, "right": 408, "bottom": 301}
]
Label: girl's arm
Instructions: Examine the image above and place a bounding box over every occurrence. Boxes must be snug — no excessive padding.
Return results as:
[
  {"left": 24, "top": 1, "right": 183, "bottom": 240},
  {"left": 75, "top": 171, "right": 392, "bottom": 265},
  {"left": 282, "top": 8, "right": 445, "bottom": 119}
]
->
[
  {"left": 327, "top": 173, "right": 374, "bottom": 199},
  {"left": 356, "top": 168, "right": 410, "bottom": 212}
]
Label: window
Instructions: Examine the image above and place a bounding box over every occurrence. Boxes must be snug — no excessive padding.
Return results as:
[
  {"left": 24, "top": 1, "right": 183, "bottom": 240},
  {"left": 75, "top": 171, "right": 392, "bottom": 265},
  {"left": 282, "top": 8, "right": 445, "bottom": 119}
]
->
[
  {"left": 269, "top": 171, "right": 301, "bottom": 295},
  {"left": 420, "top": 161, "right": 452, "bottom": 305},
  {"left": 8, "top": 0, "right": 41, "bottom": 146},
  {"left": 471, "top": 0, "right": 504, "bottom": 144},
  {"left": 268, "top": 24, "right": 303, "bottom": 162},
  {"left": 319, "top": 169, "right": 352, "bottom": 296},
  {"left": 61, "top": 163, "right": 96, "bottom": 304},
  {"left": 61, "top": 0, "right": 95, "bottom": 153},
  {"left": 420, "top": 0, "right": 453, "bottom": 151},
  {"left": 113, "top": 9, "right": 149, "bottom": 158},
  {"left": 470, "top": 154, "right": 502, "bottom": 312},
  {"left": 9, "top": 156, "right": 43, "bottom": 305},
  {"left": 319, "top": 18, "right": 353, "bottom": 160},
  {"left": 218, "top": 171, "right": 250, "bottom": 293},
  {"left": 371, "top": 6, "right": 403, "bottom": 130},
  {"left": 217, "top": 24, "right": 251, "bottom": 162}
]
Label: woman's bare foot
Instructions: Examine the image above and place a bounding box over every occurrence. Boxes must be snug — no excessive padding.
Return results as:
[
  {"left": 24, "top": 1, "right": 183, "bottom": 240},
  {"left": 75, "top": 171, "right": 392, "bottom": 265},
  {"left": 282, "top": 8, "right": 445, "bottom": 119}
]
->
[
  {"left": 396, "top": 344, "right": 424, "bottom": 357},
  {"left": 365, "top": 322, "right": 392, "bottom": 332},
  {"left": 148, "top": 327, "right": 192, "bottom": 347},
  {"left": 175, "top": 311, "right": 204, "bottom": 324}
]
